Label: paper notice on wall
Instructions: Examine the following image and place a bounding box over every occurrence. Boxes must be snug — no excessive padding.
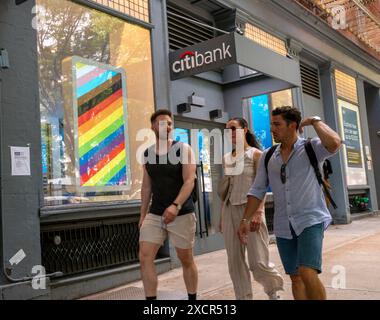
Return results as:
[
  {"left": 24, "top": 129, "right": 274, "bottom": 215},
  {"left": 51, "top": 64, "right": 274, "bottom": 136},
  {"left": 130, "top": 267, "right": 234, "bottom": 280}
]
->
[{"left": 11, "top": 146, "right": 31, "bottom": 176}]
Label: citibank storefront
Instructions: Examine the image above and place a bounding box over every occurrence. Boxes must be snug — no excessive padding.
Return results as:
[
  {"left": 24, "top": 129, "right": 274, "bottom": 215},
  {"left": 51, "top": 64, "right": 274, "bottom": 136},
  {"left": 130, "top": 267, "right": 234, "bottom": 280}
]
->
[
  {"left": 1, "top": 0, "right": 379, "bottom": 300},
  {"left": 168, "top": 31, "right": 301, "bottom": 258}
]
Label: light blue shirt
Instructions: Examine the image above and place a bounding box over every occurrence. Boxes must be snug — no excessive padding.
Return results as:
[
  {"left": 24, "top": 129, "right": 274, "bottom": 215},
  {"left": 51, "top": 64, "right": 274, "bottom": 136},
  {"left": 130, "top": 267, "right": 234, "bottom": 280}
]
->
[{"left": 248, "top": 137, "right": 337, "bottom": 239}]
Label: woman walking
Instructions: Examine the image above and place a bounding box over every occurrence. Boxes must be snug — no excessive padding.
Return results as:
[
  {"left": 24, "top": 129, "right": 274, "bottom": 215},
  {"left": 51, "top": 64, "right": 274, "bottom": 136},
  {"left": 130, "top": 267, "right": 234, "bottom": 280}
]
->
[{"left": 220, "top": 118, "right": 284, "bottom": 300}]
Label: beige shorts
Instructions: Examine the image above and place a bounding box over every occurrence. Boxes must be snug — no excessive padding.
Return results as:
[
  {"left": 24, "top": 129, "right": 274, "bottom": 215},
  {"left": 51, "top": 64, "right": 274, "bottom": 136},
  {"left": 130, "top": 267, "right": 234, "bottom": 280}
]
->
[{"left": 139, "top": 213, "right": 197, "bottom": 249}]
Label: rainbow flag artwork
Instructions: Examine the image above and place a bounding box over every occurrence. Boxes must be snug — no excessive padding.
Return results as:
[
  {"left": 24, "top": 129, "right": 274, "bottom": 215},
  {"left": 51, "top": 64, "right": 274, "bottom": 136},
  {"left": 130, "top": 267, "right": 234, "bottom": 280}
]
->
[{"left": 67, "top": 56, "right": 131, "bottom": 191}]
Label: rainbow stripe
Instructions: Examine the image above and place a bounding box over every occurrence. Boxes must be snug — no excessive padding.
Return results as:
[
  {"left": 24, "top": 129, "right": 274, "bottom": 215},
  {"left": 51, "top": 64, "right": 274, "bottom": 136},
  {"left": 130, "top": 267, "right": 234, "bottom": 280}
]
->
[{"left": 75, "top": 61, "right": 128, "bottom": 187}]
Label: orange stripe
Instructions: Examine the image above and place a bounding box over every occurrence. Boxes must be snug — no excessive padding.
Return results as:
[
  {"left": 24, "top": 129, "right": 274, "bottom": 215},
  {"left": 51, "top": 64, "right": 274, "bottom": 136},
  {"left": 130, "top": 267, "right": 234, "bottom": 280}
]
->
[
  {"left": 80, "top": 141, "right": 125, "bottom": 185},
  {"left": 78, "top": 89, "right": 122, "bottom": 127},
  {"left": 78, "top": 97, "right": 123, "bottom": 135}
]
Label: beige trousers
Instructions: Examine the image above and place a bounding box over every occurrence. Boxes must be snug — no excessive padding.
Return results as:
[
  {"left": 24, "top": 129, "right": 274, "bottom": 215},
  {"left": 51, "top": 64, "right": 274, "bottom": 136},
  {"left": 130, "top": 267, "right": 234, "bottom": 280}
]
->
[{"left": 222, "top": 202, "right": 284, "bottom": 300}]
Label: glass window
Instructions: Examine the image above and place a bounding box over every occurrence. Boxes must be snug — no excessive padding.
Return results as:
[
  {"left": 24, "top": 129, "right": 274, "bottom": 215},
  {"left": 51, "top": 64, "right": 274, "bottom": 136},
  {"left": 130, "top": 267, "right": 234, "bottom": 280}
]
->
[
  {"left": 271, "top": 90, "right": 293, "bottom": 109},
  {"left": 37, "top": 0, "right": 155, "bottom": 206},
  {"left": 335, "top": 70, "right": 358, "bottom": 104},
  {"left": 334, "top": 70, "right": 366, "bottom": 186},
  {"left": 244, "top": 23, "right": 287, "bottom": 57},
  {"left": 243, "top": 89, "right": 293, "bottom": 149},
  {"left": 249, "top": 95, "right": 272, "bottom": 149},
  {"left": 338, "top": 99, "right": 367, "bottom": 186},
  {"left": 91, "top": 0, "right": 150, "bottom": 23},
  {"left": 174, "top": 128, "right": 190, "bottom": 145}
]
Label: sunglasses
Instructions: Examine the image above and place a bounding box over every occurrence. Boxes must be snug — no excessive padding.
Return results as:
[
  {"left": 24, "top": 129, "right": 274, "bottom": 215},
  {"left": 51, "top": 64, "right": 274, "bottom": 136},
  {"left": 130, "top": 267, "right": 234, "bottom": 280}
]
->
[
  {"left": 281, "top": 164, "right": 286, "bottom": 184},
  {"left": 228, "top": 126, "right": 242, "bottom": 131}
]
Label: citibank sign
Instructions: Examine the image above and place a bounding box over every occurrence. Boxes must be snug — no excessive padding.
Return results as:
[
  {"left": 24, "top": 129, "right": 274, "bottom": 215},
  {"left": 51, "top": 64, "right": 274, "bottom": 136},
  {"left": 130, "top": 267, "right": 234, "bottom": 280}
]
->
[{"left": 169, "top": 33, "right": 237, "bottom": 80}]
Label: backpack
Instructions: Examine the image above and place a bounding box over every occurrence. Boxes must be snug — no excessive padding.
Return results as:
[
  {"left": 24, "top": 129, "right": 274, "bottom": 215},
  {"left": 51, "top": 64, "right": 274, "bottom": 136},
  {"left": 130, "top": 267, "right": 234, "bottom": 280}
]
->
[{"left": 264, "top": 138, "right": 337, "bottom": 209}]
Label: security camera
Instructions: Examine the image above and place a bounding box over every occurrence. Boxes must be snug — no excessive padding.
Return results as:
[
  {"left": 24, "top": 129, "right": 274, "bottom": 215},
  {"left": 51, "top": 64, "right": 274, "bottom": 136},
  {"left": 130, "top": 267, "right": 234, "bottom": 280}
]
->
[{"left": 235, "top": 26, "right": 244, "bottom": 35}]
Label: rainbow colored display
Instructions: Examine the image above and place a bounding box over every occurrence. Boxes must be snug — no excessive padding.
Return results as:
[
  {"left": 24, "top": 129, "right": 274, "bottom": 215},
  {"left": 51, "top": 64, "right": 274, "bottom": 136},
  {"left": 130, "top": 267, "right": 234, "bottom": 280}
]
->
[{"left": 74, "top": 60, "right": 129, "bottom": 188}]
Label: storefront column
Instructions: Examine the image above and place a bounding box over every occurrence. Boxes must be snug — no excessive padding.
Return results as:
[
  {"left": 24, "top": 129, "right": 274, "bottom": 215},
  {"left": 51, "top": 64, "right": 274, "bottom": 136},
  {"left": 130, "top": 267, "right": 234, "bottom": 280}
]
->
[
  {"left": 0, "top": 0, "right": 47, "bottom": 299},
  {"left": 150, "top": 0, "right": 171, "bottom": 111},
  {"left": 320, "top": 64, "right": 351, "bottom": 224}
]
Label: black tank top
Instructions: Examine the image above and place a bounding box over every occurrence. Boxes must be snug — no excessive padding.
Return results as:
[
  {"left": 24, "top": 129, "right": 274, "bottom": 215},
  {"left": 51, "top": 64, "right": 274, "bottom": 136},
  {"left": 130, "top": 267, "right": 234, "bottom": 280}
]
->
[{"left": 144, "top": 141, "right": 195, "bottom": 216}]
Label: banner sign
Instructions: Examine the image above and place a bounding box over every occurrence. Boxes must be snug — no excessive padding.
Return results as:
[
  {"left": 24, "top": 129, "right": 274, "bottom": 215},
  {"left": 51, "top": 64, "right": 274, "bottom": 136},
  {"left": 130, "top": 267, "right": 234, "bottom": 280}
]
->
[
  {"left": 169, "top": 33, "right": 236, "bottom": 80},
  {"left": 342, "top": 106, "right": 363, "bottom": 168},
  {"left": 63, "top": 56, "right": 131, "bottom": 192}
]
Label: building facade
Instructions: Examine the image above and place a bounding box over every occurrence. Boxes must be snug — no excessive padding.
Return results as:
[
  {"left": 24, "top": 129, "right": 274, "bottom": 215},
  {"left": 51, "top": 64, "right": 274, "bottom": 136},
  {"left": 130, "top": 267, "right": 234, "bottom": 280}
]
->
[{"left": 0, "top": 0, "right": 379, "bottom": 299}]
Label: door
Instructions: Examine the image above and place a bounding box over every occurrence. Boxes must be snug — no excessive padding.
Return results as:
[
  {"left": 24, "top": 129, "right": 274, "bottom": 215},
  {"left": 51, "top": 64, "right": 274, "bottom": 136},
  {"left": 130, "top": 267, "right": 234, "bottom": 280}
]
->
[
  {"left": 364, "top": 83, "right": 380, "bottom": 211},
  {"left": 174, "top": 117, "right": 225, "bottom": 255}
]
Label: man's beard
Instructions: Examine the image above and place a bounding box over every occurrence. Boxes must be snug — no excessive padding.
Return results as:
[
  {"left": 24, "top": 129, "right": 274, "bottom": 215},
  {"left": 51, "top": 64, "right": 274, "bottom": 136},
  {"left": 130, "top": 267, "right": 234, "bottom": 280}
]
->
[{"left": 155, "top": 130, "right": 169, "bottom": 141}]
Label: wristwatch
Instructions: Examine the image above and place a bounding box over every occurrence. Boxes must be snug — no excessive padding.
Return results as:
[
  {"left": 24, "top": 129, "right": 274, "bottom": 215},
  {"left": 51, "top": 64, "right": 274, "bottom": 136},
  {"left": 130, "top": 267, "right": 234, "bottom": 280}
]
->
[
  {"left": 311, "top": 116, "right": 322, "bottom": 125},
  {"left": 172, "top": 202, "right": 182, "bottom": 211}
]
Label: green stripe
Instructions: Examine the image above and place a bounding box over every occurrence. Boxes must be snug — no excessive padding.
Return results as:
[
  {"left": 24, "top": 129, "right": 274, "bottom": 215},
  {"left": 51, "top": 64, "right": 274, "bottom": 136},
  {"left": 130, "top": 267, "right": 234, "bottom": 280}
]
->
[
  {"left": 96, "top": 158, "right": 126, "bottom": 186},
  {"left": 79, "top": 116, "right": 124, "bottom": 158}
]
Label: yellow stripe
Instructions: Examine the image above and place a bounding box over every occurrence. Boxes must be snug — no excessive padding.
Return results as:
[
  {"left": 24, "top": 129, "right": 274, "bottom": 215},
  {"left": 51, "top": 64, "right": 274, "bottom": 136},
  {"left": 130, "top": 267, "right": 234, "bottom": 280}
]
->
[
  {"left": 83, "top": 150, "right": 126, "bottom": 187},
  {"left": 76, "top": 62, "right": 86, "bottom": 69},
  {"left": 78, "top": 106, "right": 124, "bottom": 148},
  {"left": 78, "top": 97, "right": 123, "bottom": 135}
]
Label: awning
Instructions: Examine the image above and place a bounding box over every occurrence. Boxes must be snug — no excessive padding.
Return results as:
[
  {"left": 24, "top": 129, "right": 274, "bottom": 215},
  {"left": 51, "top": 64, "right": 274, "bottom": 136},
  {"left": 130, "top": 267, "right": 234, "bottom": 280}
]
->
[{"left": 168, "top": 32, "right": 302, "bottom": 88}]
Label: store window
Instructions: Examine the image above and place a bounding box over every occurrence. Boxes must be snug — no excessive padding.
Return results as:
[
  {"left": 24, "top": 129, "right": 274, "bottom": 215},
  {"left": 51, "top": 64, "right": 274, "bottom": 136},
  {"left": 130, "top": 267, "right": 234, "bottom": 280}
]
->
[
  {"left": 243, "top": 90, "right": 293, "bottom": 149},
  {"left": 335, "top": 70, "right": 366, "bottom": 186},
  {"left": 38, "top": 0, "right": 155, "bottom": 206},
  {"left": 91, "top": 0, "right": 150, "bottom": 23},
  {"left": 244, "top": 23, "right": 287, "bottom": 57}
]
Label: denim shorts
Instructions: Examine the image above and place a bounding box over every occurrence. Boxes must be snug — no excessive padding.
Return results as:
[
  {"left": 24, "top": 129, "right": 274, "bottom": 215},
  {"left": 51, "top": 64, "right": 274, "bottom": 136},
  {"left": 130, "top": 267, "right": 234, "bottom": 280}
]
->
[{"left": 276, "top": 222, "right": 324, "bottom": 275}]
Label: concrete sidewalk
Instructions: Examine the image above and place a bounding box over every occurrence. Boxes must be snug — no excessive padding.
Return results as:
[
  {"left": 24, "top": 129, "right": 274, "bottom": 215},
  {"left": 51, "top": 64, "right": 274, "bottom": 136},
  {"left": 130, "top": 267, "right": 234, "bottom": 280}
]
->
[{"left": 82, "top": 214, "right": 380, "bottom": 300}]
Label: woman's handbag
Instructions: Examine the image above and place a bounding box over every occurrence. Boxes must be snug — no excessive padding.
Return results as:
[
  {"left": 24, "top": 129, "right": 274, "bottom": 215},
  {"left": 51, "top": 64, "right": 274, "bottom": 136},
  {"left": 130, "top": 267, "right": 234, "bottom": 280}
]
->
[{"left": 217, "top": 176, "right": 230, "bottom": 202}]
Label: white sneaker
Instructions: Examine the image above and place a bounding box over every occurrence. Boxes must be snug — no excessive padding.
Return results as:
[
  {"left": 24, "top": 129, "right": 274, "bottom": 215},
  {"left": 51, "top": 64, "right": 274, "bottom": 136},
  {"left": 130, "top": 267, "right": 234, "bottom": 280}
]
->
[{"left": 268, "top": 292, "right": 281, "bottom": 300}]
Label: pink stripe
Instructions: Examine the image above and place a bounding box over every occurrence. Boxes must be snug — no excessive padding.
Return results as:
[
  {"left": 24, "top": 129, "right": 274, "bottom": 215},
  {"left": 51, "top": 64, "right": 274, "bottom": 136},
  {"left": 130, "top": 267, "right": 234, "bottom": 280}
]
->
[{"left": 77, "top": 67, "right": 107, "bottom": 87}]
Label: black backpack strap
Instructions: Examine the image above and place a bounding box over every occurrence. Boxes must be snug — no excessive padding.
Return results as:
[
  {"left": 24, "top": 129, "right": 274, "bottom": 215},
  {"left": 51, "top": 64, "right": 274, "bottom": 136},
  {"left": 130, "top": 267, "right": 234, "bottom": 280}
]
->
[
  {"left": 304, "top": 139, "right": 322, "bottom": 183},
  {"left": 304, "top": 139, "right": 337, "bottom": 209},
  {"left": 265, "top": 145, "right": 278, "bottom": 175}
]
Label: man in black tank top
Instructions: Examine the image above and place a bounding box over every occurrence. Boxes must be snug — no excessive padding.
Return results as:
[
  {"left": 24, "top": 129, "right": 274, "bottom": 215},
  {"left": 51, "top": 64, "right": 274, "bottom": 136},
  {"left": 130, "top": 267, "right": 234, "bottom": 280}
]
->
[{"left": 139, "top": 109, "right": 198, "bottom": 301}]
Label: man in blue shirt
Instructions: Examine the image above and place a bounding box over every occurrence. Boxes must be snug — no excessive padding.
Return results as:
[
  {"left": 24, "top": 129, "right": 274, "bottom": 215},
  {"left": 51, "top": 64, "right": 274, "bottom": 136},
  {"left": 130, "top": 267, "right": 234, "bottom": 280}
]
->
[{"left": 238, "top": 106, "right": 342, "bottom": 300}]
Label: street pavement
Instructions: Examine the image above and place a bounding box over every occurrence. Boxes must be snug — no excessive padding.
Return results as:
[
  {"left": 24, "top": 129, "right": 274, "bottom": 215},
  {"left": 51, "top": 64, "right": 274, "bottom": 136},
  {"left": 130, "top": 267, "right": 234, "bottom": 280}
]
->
[{"left": 82, "top": 214, "right": 380, "bottom": 300}]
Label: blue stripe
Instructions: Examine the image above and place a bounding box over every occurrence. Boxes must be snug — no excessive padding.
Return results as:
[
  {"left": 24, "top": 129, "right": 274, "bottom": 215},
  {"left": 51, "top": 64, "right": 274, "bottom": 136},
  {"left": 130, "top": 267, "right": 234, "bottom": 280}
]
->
[
  {"left": 79, "top": 125, "right": 124, "bottom": 165},
  {"left": 105, "top": 166, "right": 127, "bottom": 186},
  {"left": 77, "top": 70, "right": 118, "bottom": 98}
]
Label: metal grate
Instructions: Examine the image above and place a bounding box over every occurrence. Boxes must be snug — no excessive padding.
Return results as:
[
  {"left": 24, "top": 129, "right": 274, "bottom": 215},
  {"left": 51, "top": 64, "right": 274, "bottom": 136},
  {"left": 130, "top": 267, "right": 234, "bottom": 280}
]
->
[
  {"left": 300, "top": 62, "right": 321, "bottom": 99},
  {"left": 41, "top": 217, "right": 140, "bottom": 277},
  {"left": 91, "top": 0, "right": 150, "bottom": 22},
  {"left": 335, "top": 69, "right": 358, "bottom": 104},
  {"left": 167, "top": 3, "right": 215, "bottom": 51},
  {"left": 244, "top": 23, "right": 287, "bottom": 56}
]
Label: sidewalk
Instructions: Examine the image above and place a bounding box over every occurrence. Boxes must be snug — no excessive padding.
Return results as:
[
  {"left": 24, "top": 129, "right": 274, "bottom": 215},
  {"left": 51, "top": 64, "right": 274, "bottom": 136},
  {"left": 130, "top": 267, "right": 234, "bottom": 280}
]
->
[{"left": 82, "top": 214, "right": 380, "bottom": 300}]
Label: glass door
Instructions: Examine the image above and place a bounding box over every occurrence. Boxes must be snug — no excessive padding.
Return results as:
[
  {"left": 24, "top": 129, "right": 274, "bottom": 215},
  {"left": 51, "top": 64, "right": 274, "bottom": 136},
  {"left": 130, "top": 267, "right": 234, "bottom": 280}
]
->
[{"left": 174, "top": 118, "right": 225, "bottom": 255}]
